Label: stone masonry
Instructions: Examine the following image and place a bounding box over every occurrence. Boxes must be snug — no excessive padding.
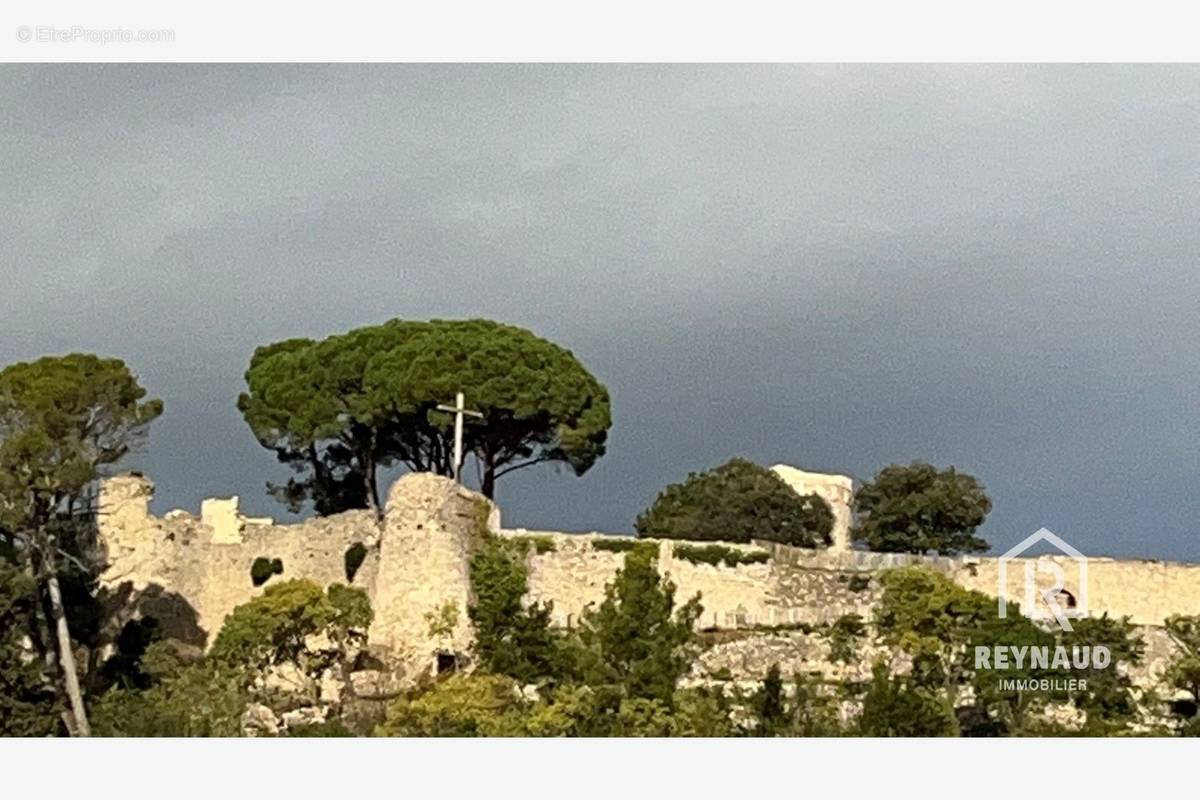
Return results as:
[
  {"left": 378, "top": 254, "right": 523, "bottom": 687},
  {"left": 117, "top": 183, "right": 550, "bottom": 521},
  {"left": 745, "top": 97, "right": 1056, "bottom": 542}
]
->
[{"left": 97, "top": 467, "right": 1200, "bottom": 694}]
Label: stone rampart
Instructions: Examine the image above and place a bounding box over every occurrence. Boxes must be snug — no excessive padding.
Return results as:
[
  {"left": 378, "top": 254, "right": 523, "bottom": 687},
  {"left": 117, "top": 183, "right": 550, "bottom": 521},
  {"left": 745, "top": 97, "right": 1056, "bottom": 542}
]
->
[{"left": 97, "top": 472, "right": 1200, "bottom": 697}]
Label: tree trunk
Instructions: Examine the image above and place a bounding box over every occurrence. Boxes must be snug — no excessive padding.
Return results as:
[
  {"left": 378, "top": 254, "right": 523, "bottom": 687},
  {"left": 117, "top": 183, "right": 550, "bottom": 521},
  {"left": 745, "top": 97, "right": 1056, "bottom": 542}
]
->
[
  {"left": 481, "top": 455, "right": 496, "bottom": 499},
  {"left": 46, "top": 572, "right": 90, "bottom": 736},
  {"left": 365, "top": 455, "right": 382, "bottom": 518}
]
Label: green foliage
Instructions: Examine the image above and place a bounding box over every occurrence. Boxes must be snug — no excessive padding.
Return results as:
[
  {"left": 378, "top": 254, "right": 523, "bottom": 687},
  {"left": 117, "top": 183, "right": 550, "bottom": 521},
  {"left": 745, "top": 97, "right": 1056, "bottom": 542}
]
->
[
  {"left": 327, "top": 582, "right": 373, "bottom": 631},
  {"left": 0, "top": 354, "right": 161, "bottom": 558},
  {"left": 752, "top": 664, "right": 787, "bottom": 736},
  {"left": 286, "top": 719, "right": 356, "bottom": 737},
  {"left": 742, "top": 666, "right": 846, "bottom": 737},
  {"left": 874, "top": 566, "right": 1146, "bottom": 736},
  {"left": 238, "top": 319, "right": 612, "bottom": 511},
  {"left": 468, "top": 537, "right": 564, "bottom": 683},
  {"left": 0, "top": 564, "right": 56, "bottom": 736},
  {"left": 425, "top": 602, "right": 460, "bottom": 641},
  {"left": 376, "top": 675, "right": 734, "bottom": 737},
  {"left": 250, "top": 556, "right": 284, "bottom": 587},
  {"left": 847, "top": 574, "right": 871, "bottom": 593},
  {"left": 1164, "top": 615, "right": 1200, "bottom": 731},
  {"left": 592, "top": 537, "right": 655, "bottom": 555},
  {"left": 857, "top": 663, "right": 959, "bottom": 736},
  {"left": 828, "top": 613, "right": 866, "bottom": 664},
  {"left": 1058, "top": 614, "right": 1143, "bottom": 734},
  {"left": 635, "top": 458, "right": 833, "bottom": 547},
  {"left": 852, "top": 462, "right": 991, "bottom": 555},
  {"left": 0, "top": 354, "right": 163, "bottom": 521},
  {"left": 210, "top": 579, "right": 371, "bottom": 669},
  {"left": 785, "top": 673, "right": 845, "bottom": 736},
  {"left": 0, "top": 353, "right": 162, "bottom": 736},
  {"left": 91, "top": 660, "right": 248, "bottom": 737},
  {"left": 509, "top": 535, "right": 557, "bottom": 555},
  {"left": 95, "top": 585, "right": 373, "bottom": 737},
  {"left": 671, "top": 687, "right": 738, "bottom": 736},
  {"left": 874, "top": 566, "right": 995, "bottom": 693},
  {"left": 575, "top": 548, "right": 703, "bottom": 706},
  {"left": 673, "top": 543, "right": 769, "bottom": 568},
  {"left": 377, "top": 673, "right": 530, "bottom": 737},
  {"left": 344, "top": 542, "right": 368, "bottom": 582},
  {"left": 522, "top": 685, "right": 602, "bottom": 736}
]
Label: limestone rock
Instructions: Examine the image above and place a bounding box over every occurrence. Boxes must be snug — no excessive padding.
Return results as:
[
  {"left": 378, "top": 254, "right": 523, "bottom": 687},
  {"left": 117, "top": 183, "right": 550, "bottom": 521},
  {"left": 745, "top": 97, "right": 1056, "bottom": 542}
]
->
[
  {"left": 349, "top": 669, "right": 406, "bottom": 699},
  {"left": 241, "top": 703, "right": 280, "bottom": 737},
  {"left": 261, "top": 662, "right": 318, "bottom": 708},
  {"left": 281, "top": 706, "right": 328, "bottom": 729},
  {"left": 319, "top": 669, "right": 344, "bottom": 705},
  {"left": 304, "top": 631, "right": 337, "bottom": 654}
]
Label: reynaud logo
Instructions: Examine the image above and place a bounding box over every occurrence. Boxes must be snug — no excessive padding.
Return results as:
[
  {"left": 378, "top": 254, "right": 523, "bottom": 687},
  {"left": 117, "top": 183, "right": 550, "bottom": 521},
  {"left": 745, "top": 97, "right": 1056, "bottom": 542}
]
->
[{"left": 974, "top": 645, "right": 1111, "bottom": 671}]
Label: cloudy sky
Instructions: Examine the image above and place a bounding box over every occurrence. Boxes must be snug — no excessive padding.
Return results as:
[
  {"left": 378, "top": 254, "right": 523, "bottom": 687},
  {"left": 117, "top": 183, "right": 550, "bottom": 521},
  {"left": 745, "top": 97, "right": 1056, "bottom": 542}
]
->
[{"left": 2, "top": 65, "right": 1198, "bottom": 560}]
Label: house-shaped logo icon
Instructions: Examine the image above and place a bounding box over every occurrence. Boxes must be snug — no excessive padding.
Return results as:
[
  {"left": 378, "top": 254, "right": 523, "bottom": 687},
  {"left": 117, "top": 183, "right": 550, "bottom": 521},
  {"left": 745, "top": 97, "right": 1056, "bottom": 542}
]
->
[{"left": 998, "top": 527, "right": 1088, "bottom": 631}]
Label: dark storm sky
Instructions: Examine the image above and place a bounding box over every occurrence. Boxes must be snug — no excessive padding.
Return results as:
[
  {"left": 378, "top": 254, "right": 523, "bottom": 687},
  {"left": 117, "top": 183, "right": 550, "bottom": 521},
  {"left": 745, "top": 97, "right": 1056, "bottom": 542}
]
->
[{"left": 2, "top": 64, "right": 1198, "bottom": 561}]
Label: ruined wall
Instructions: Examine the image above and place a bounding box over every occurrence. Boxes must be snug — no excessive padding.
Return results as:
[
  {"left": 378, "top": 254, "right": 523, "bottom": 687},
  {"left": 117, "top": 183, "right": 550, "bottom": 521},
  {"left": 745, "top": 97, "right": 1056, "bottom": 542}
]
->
[
  {"left": 503, "top": 527, "right": 1199, "bottom": 706},
  {"left": 509, "top": 531, "right": 878, "bottom": 630},
  {"left": 954, "top": 555, "right": 1200, "bottom": 628},
  {"left": 508, "top": 528, "right": 1200, "bottom": 632},
  {"left": 98, "top": 472, "right": 489, "bottom": 678},
  {"left": 770, "top": 465, "right": 855, "bottom": 552},
  {"left": 98, "top": 471, "right": 1200, "bottom": 699},
  {"left": 99, "top": 475, "right": 382, "bottom": 650}
]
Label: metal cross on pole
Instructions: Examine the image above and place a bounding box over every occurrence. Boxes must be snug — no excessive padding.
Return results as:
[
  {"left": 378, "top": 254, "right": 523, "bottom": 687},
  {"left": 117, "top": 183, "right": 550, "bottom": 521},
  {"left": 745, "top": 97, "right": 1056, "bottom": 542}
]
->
[{"left": 436, "top": 391, "right": 483, "bottom": 483}]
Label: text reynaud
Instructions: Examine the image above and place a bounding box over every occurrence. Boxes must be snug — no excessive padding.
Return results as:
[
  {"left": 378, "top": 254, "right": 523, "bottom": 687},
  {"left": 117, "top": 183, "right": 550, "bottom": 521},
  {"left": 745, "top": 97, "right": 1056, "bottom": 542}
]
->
[{"left": 974, "top": 645, "right": 1111, "bottom": 671}]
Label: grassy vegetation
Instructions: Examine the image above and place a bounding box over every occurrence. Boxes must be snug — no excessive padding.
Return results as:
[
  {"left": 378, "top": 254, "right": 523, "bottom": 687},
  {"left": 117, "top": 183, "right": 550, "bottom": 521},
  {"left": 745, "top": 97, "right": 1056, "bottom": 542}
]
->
[
  {"left": 508, "top": 535, "right": 557, "bottom": 555},
  {"left": 673, "top": 543, "right": 769, "bottom": 568}
]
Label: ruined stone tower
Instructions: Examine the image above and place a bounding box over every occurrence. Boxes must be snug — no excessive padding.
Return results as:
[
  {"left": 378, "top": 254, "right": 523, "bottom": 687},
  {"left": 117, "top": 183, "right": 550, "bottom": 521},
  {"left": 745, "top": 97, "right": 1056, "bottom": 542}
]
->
[{"left": 770, "top": 465, "right": 856, "bottom": 551}]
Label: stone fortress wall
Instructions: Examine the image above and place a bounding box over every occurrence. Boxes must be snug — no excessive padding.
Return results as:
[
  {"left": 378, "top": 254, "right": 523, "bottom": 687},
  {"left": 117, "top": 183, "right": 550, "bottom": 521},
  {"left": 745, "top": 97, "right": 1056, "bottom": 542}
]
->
[{"left": 96, "top": 467, "right": 1200, "bottom": 689}]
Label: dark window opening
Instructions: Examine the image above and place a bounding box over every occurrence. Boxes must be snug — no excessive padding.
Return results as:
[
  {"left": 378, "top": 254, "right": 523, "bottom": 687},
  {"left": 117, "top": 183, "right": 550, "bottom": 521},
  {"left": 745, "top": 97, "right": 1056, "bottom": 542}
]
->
[
  {"left": 1171, "top": 699, "right": 1198, "bottom": 719},
  {"left": 436, "top": 651, "right": 459, "bottom": 675}
]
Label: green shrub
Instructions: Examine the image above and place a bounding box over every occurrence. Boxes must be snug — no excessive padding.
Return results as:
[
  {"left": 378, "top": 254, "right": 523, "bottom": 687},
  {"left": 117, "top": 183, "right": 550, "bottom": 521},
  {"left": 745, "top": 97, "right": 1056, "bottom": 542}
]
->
[
  {"left": 468, "top": 537, "right": 564, "bottom": 683},
  {"left": 857, "top": 663, "right": 958, "bottom": 737},
  {"left": 592, "top": 538, "right": 657, "bottom": 558},
  {"left": 0, "top": 564, "right": 57, "bottom": 736},
  {"left": 210, "top": 579, "right": 371, "bottom": 669},
  {"left": 674, "top": 543, "right": 769, "bottom": 568},
  {"left": 286, "top": 719, "right": 356, "bottom": 737},
  {"left": 828, "top": 613, "right": 866, "bottom": 663},
  {"left": 377, "top": 673, "right": 529, "bottom": 737},
  {"left": 592, "top": 537, "right": 638, "bottom": 553},
  {"left": 344, "top": 542, "right": 368, "bottom": 582},
  {"left": 846, "top": 574, "right": 871, "bottom": 593},
  {"left": 635, "top": 458, "right": 833, "bottom": 547},
  {"left": 328, "top": 582, "right": 373, "bottom": 631},
  {"left": 91, "top": 662, "right": 247, "bottom": 737},
  {"left": 575, "top": 548, "right": 703, "bottom": 706},
  {"left": 250, "top": 556, "right": 283, "bottom": 587},
  {"left": 509, "top": 535, "right": 557, "bottom": 555}
]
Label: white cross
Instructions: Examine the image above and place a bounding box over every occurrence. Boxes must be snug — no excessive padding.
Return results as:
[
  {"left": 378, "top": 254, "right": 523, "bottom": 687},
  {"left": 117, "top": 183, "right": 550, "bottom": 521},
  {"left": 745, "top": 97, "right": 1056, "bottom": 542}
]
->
[{"left": 436, "top": 391, "right": 483, "bottom": 482}]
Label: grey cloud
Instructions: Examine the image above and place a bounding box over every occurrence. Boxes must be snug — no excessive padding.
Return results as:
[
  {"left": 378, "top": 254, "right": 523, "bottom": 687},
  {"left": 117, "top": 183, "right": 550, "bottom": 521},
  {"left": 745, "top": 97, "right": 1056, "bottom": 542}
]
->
[{"left": 2, "top": 64, "right": 1197, "bottom": 560}]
